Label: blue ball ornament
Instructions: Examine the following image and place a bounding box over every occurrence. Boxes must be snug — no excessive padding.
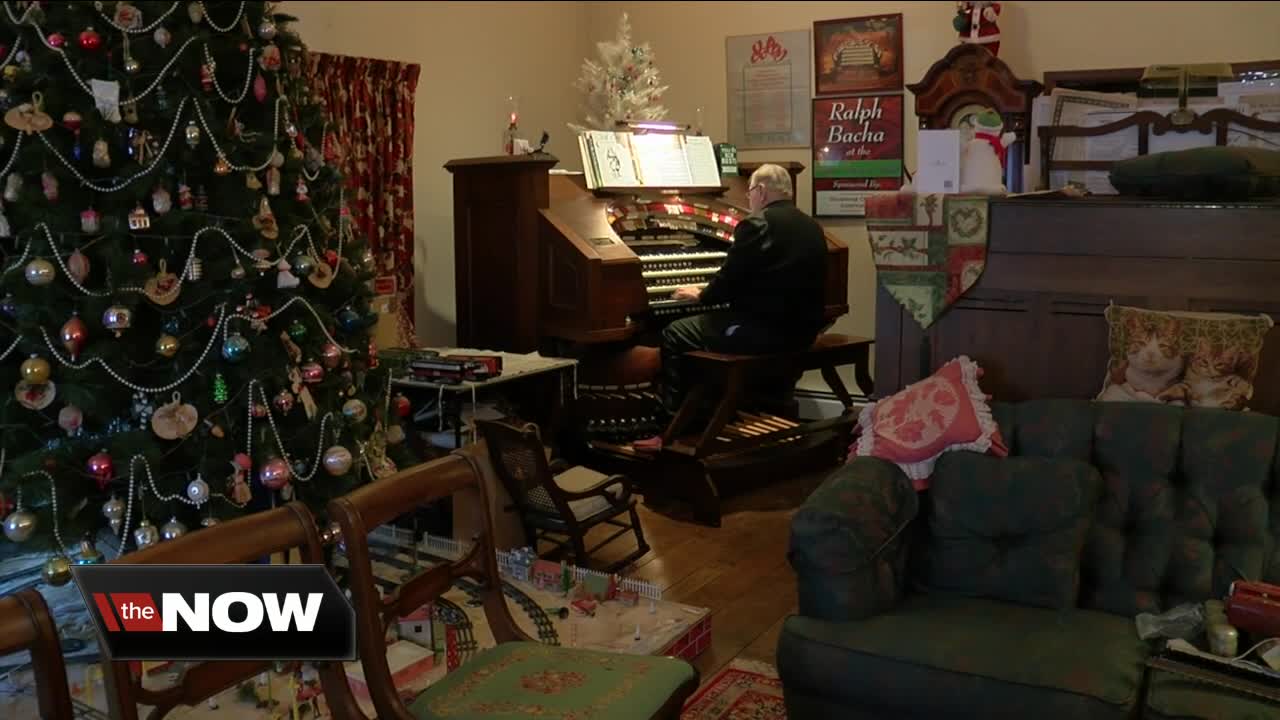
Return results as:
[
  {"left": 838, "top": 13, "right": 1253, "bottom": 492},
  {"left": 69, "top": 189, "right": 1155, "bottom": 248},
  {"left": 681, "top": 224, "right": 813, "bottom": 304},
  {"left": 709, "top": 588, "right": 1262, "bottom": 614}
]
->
[
  {"left": 1, "top": 294, "right": 17, "bottom": 317},
  {"left": 337, "top": 308, "right": 362, "bottom": 333},
  {"left": 221, "top": 333, "right": 250, "bottom": 362},
  {"left": 162, "top": 315, "right": 181, "bottom": 334}
]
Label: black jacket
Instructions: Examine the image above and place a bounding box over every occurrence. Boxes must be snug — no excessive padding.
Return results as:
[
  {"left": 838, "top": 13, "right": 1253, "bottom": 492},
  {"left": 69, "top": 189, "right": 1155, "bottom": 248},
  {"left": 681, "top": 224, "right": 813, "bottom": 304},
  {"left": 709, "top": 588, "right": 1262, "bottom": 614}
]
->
[{"left": 700, "top": 200, "right": 827, "bottom": 337}]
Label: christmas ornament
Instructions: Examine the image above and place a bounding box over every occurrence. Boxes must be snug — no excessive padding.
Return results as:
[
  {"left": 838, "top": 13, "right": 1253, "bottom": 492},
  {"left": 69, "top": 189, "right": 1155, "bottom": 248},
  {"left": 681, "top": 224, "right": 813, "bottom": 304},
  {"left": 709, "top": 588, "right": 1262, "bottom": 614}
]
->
[
  {"left": 0, "top": 294, "right": 14, "bottom": 317},
  {"left": 253, "top": 73, "right": 267, "bottom": 103},
  {"left": 955, "top": 1, "right": 1002, "bottom": 56},
  {"left": 154, "top": 26, "right": 171, "bottom": 47},
  {"left": 259, "top": 44, "right": 281, "bottom": 71},
  {"left": 287, "top": 319, "right": 307, "bottom": 341},
  {"left": 304, "top": 147, "right": 323, "bottom": 175},
  {"left": 87, "top": 451, "right": 114, "bottom": 489},
  {"left": 314, "top": 345, "right": 341, "bottom": 373},
  {"left": 128, "top": 204, "right": 150, "bottom": 230},
  {"left": 155, "top": 334, "right": 180, "bottom": 358},
  {"left": 41, "top": 171, "right": 58, "bottom": 201},
  {"left": 4, "top": 173, "right": 22, "bottom": 202},
  {"left": 252, "top": 403, "right": 268, "bottom": 418},
  {"left": 213, "top": 372, "right": 228, "bottom": 403},
  {"left": 186, "top": 257, "right": 203, "bottom": 280},
  {"left": 188, "top": 1, "right": 204, "bottom": 22},
  {"left": 187, "top": 477, "right": 210, "bottom": 505},
  {"left": 93, "top": 138, "right": 110, "bottom": 167},
  {"left": 322, "top": 446, "right": 353, "bottom": 476},
  {"left": 276, "top": 259, "right": 299, "bottom": 289},
  {"left": 115, "top": 2, "right": 144, "bottom": 30},
  {"left": 386, "top": 424, "right": 406, "bottom": 445},
  {"left": 152, "top": 392, "right": 199, "bottom": 440},
  {"left": 292, "top": 254, "right": 317, "bottom": 278},
  {"left": 230, "top": 262, "right": 246, "bottom": 279},
  {"left": 201, "top": 516, "right": 219, "bottom": 527},
  {"left": 178, "top": 182, "right": 193, "bottom": 209},
  {"left": 43, "top": 555, "right": 72, "bottom": 586},
  {"left": 155, "top": 85, "right": 169, "bottom": 111},
  {"left": 245, "top": 171, "right": 261, "bottom": 190},
  {"left": 221, "top": 332, "right": 249, "bottom": 362},
  {"left": 81, "top": 208, "right": 101, "bottom": 233},
  {"left": 17, "top": 380, "right": 58, "bottom": 411},
  {"left": 61, "top": 315, "right": 87, "bottom": 359},
  {"left": 295, "top": 177, "right": 309, "bottom": 202},
  {"left": 102, "top": 305, "right": 132, "bottom": 336},
  {"left": 20, "top": 355, "right": 51, "bottom": 384},
  {"left": 124, "top": 55, "right": 141, "bottom": 75},
  {"left": 259, "top": 458, "right": 291, "bottom": 489},
  {"left": 258, "top": 19, "right": 278, "bottom": 40},
  {"left": 160, "top": 517, "right": 187, "bottom": 541},
  {"left": 143, "top": 260, "right": 180, "bottom": 305},
  {"left": 265, "top": 166, "right": 281, "bottom": 195},
  {"left": 293, "top": 460, "right": 309, "bottom": 479},
  {"left": 3, "top": 506, "right": 35, "bottom": 542},
  {"left": 337, "top": 308, "right": 362, "bottom": 333},
  {"left": 199, "top": 61, "right": 214, "bottom": 92},
  {"left": 67, "top": 250, "right": 89, "bottom": 284},
  {"left": 79, "top": 27, "right": 102, "bottom": 51},
  {"left": 47, "top": 32, "right": 65, "bottom": 48},
  {"left": 213, "top": 156, "right": 232, "bottom": 175},
  {"left": 195, "top": 186, "right": 209, "bottom": 210},
  {"left": 273, "top": 389, "right": 295, "bottom": 414},
  {"left": 24, "top": 258, "right": 55, "bottom": 286},
  {"left": 270, "top": 149, "right": 286, "bottom": 168},
  {"left": 103, "top": 496, "right": 125, "bottom": 533},
  {"left": 253, "top": 196, "right": 278, "bottom": 238},
  {"left": 121, "top": 101, "right": 139, "bottom": 124},
  {"left": 131, "top": 248, "right": 149, "bottom": 266},
  {"left": 342, "top": 398, "right": 368, "bottom": 423},
  {"left": 75, "top": 538, "right": 104, "bottom": 564},
  {"left": 133, "top": 519, "right": 159, "bottom": 549},
  {"left": 394, "top": 393, "right": 412, "bottom": 418},
  {"left": 302, "top": 362, "right": 325, "bottom": 384},
  {"left": 58, "top": 404, "right": 83, "bottom": 436},
  {"left": 185, "top": 119, "right": 200, "bottom": 147},
  {"left": 152, "top": 186, "right": 172, "bottom": 215}
]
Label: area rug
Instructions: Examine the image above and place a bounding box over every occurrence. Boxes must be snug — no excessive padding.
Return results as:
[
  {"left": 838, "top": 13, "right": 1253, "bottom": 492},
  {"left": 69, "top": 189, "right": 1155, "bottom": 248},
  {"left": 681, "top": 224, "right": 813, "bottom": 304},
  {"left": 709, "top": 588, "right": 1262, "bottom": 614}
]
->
[{"left": 681, "top": 659, "right": 786, "bottom": 720}]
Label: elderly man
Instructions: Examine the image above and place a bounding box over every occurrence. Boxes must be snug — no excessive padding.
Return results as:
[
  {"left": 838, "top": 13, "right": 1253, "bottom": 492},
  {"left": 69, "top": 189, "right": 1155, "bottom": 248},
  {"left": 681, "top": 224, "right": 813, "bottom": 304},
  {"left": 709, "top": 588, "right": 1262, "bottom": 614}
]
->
[{"left": 635, "top": 164, "right": 827, "bottom": 452}]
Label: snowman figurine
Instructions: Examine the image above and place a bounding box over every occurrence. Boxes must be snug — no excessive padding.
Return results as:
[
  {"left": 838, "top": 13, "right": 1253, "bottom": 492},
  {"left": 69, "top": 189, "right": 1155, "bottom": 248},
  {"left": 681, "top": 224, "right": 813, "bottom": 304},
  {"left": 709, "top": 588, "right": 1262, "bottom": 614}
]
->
[{"left": 959, "top": 110, "right": 1015, "bottom": 195}]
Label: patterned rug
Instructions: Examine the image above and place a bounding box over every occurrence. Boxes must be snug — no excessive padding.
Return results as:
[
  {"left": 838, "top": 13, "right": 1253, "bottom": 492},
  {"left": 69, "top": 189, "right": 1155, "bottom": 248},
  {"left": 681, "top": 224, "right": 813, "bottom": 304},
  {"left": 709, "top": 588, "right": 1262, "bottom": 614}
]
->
[{"left": 681, "top": 659, "right": 785, "bottom": 720}]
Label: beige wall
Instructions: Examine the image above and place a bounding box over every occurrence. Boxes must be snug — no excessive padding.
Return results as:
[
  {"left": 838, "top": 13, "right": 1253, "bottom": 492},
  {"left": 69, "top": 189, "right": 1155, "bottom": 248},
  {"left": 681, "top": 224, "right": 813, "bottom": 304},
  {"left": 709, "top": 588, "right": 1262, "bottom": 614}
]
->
[
  {"left": 287, "top": 1, "right": 589, "bottom": 346},
  {"left": 291, "top": 1, "right": 1280, "bottom": 370}
]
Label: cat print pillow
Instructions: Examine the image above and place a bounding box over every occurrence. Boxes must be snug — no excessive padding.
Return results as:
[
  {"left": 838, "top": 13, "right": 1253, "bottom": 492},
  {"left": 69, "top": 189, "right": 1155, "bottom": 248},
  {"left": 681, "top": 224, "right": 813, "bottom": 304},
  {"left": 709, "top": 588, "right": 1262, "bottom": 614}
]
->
[{"left": 1097, "top": 304, "right": 1274, "bottom": 410}]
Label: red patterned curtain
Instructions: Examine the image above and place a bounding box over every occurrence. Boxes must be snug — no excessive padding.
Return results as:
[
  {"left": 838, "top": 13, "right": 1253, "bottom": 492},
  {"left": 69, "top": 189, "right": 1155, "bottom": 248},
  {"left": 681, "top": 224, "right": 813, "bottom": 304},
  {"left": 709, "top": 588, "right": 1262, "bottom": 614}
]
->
[{"left": 305, "top": 52, "right": 421, "bottom": 347}]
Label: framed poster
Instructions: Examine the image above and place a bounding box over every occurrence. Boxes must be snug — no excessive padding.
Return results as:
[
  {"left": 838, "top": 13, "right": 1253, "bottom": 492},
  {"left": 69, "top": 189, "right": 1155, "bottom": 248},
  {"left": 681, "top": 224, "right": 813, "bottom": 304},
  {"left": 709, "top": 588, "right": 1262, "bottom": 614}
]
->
[
  {"left": 813, "top": 13, "right": 904, "bottom": 96},
  {"left": 812, "top": 94, "right": 904, "bottom": 218},
  {"left": 725, "top": 30, "right": 811, "bottom": 148}
]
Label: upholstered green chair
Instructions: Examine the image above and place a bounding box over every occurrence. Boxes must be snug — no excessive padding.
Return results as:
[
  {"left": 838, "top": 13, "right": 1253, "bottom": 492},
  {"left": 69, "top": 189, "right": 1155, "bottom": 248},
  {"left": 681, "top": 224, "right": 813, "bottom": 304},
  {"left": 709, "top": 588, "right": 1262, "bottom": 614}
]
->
[{"left": 327, "top": 452, "right": 698, "bottom": 720}]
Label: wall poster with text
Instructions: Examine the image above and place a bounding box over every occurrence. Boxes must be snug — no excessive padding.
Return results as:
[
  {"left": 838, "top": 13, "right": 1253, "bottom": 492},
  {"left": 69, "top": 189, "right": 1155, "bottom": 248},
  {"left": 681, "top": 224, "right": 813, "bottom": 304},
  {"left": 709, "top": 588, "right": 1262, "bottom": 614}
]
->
[
  {"left": 725, "top": 30, "right": 811, "bottom": 149},
  {"left": 813, "top": 14, "right": 904, "bottom": 96},
  {"left": 812, "top": 94, "right": 904, "bottom": 218}
]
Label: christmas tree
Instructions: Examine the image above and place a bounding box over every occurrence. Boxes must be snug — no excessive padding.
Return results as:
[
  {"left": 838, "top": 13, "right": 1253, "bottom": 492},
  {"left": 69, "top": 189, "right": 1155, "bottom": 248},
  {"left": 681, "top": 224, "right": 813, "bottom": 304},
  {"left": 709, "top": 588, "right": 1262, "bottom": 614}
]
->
[
  {"left": 0, "top": 1, "right": 413, "bottom": 584},
  {"left": 569, "top": 13, "right": 668, "bottom": 133}
]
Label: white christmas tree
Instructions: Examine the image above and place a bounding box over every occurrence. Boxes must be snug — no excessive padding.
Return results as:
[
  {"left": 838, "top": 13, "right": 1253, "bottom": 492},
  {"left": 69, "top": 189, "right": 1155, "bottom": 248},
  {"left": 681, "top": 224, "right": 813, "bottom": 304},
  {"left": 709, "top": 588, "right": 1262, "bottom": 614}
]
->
[{"left": 570, "top": 14, "right": 669, "bottom": 132}]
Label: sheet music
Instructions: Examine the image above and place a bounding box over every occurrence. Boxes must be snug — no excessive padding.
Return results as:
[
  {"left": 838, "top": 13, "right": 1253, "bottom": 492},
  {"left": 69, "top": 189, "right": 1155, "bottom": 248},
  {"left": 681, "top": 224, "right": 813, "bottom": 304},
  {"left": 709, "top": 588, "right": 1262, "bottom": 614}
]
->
[
  {"left": 630, "top": 133, "right": 693, "bottom": 187},
  {"left": 586, "top": 131, "right": 640, "bottom": 187},
  {"left": 682, "top": 135, "right": 722, "bottom": 187}
]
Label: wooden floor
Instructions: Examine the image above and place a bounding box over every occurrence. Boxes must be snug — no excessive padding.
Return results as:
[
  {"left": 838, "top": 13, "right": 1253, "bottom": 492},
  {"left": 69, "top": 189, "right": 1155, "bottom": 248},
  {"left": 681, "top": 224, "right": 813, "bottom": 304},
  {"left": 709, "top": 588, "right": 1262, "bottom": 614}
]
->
[{"left": 580, "top": 468, "right": 829, "bottom": 683}]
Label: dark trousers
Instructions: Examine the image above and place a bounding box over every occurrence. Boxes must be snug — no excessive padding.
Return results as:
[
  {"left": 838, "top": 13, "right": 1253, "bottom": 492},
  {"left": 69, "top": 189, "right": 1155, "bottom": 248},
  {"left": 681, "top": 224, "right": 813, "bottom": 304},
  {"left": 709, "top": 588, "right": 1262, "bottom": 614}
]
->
[{"left": 659, "top": 311, "right": 817, "bottom": 414}]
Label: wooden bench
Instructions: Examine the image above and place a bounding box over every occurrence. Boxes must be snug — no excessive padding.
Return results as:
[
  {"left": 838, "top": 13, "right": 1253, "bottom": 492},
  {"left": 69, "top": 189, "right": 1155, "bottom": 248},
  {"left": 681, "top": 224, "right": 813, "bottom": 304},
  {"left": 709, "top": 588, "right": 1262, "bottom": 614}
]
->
[{"left": 661, "top": 333, "right": 874, "bottom": 459}]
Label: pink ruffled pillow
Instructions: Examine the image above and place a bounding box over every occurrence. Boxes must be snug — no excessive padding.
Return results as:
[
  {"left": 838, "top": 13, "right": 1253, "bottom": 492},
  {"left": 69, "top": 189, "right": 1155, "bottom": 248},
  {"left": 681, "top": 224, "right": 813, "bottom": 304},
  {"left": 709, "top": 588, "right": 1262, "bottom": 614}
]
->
[{"left": 850, "top": 356, "right": 1008, "bottom": 490}]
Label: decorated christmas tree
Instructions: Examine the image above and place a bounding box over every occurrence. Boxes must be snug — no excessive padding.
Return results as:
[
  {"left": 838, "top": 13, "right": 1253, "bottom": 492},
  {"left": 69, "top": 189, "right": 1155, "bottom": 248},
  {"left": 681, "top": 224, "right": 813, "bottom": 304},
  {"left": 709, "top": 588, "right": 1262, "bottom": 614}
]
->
[
  {"left": 0, "top": 1, "right": 412, "bottom": 584},
  {"left": 569, "top": 13, "right": 668, "bottom": 133}
]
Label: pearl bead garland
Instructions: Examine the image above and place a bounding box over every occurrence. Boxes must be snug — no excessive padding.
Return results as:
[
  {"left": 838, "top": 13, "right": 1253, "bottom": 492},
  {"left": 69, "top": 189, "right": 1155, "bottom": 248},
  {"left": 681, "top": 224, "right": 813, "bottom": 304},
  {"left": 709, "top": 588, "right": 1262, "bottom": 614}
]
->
[
  {"left": 198, "top": 1, "right": 247, "bottom": 33},
  {"left": 0, "top": 38, "right": 20, "bottom": 73},
  {"left": 0, "top": 337, "right": 19, "bottom": 361},
  {"left": 202, "top": 43, "right": 257, "bottom": 104},
  {"left": 245, "top": 380, "right": 335, "bottom": 484},
  {"left": 0, "top": 132, "right": 25, "bottom": 181},
  {"left": 97, "top": 1, "right": 180, "bottom": 33},
  {"left": 39, "top": 97, "right": 193, "bottom": 193},
  {"left": 193, "top": 96, "right": 288, "bottom": 173}
]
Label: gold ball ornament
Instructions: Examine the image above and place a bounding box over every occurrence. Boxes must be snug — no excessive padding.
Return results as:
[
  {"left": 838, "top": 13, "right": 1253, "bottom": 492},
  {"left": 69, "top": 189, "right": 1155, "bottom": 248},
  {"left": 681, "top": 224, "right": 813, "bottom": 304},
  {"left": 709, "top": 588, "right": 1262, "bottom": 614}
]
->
[
  {"left": 19, "top": 355, "right": 51, "bottom": 384},
  {"left": 42, "top": 555, "right": 72, "bottom": 586},
  {"left": 155, "top": 334, "right": 180, "bottom": 358},
  {"left": 24, "top": 258, "right": 56, "bottom": 286}
]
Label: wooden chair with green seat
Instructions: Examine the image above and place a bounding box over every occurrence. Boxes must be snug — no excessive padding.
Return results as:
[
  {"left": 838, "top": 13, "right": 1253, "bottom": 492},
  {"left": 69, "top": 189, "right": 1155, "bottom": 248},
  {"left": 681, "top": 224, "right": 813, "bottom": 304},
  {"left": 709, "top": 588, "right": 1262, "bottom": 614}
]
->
[
  {"left": 476, "top": 418, "right": 649, "bottom": 573},
  {"left": 0, "top": 588, "right": 74, "bottom": 720},
  {"left": 327, "top": 452, "right": 698, "bottom": 720}
]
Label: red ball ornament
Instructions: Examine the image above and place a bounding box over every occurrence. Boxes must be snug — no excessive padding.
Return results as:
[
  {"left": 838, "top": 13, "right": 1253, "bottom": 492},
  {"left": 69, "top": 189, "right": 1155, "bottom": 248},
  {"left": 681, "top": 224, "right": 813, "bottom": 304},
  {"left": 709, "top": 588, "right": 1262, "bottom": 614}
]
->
[
  {"left": 393, "top": 393, "right": 411, "bottom": 418},
  {"left": 131, "top": 249, "right": 148, "bottom": 266},
  {"left": 323, "top": 249, "right": 339, "bottom": 268},
  {"left": 87, "top": 451, "right": 114, "bottom": 490},
  {"left": 259, "top": 457, "right": 291, "bottom": 490},
  {"left": 78, "top": 28, "right": 102, "bottom": 51},
  {"left": 60, "top": 315, "right": 88, "bottom": 361},
  {"left": 301, "top": 362, "right": 325, "bottom": 384},
  {"left": 47, "top": 32, "right": 65, "bottom": 48},
  {"left": 252, "top": 403, "right": 268, "bottom": 418}
]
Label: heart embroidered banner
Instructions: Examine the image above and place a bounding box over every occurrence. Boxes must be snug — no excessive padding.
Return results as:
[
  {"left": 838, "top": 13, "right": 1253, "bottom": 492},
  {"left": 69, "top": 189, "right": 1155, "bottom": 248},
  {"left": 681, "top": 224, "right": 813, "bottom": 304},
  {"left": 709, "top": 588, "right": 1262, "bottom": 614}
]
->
[{"left": 864, "top": 192, "right": 990, "bottom": 329}]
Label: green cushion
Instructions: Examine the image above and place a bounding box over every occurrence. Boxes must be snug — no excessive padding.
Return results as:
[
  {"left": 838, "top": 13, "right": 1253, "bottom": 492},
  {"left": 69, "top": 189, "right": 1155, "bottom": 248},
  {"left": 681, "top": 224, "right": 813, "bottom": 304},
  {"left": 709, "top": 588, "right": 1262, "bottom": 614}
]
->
[
  {"left": 776, "top": 594, "right": 1148, "bottom": 720},
  {"left": 788, "top": 458, "right": 919, "bottom": 622},
  {"left": 1109, "top": 147, "right": 1280, "bottom": 200},
  {"left": 409, "top": 641, "right": 695, "bottom": 719},
  {"left": 916, "top": 452, "right": 1097, "bottom": 609},
  {"left": 1144, "top": 666, "right": 1280, "bottom": 720}
]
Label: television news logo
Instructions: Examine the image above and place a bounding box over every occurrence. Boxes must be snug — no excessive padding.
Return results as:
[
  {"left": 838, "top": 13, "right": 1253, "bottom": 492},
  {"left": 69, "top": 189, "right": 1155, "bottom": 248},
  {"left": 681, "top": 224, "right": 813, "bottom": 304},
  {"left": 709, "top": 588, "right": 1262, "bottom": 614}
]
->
[{"left": 72, "top": 564, "right": 355, "bottom": 661}]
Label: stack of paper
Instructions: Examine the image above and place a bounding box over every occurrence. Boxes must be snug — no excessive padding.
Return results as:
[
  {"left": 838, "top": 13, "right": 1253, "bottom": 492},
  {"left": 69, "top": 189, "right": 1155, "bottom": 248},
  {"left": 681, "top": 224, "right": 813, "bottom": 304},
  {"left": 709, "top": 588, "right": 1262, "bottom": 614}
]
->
[{"left": 579, "top": 131, "right": 722, "bottom": 190}]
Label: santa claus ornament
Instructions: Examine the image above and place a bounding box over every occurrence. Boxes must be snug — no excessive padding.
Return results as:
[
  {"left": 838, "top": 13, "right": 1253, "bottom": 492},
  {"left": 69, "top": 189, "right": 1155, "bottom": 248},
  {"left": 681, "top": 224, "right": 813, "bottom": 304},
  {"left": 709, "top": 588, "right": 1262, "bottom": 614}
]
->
[{"left": 954, "top": 1, "right": 1001, "bottom": 57}]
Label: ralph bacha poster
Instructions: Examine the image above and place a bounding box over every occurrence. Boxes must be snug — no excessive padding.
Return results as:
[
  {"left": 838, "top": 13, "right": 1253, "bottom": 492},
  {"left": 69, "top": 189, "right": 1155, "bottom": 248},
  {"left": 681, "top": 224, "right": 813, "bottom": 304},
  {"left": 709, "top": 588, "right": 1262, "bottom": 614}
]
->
[
  {"left": 813, "top": 14, "right": 904, "bottom": 96},
  {"left": 812, "top": 94, "right": 904, "bottom": 218}
]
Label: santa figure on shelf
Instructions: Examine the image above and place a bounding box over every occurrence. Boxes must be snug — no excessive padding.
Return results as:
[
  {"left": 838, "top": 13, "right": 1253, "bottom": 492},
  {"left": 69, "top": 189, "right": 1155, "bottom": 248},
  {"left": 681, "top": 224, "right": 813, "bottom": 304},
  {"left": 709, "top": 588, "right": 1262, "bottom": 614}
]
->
[{"left": 954, "top": 1, "right": 1001, "bottom": 56}]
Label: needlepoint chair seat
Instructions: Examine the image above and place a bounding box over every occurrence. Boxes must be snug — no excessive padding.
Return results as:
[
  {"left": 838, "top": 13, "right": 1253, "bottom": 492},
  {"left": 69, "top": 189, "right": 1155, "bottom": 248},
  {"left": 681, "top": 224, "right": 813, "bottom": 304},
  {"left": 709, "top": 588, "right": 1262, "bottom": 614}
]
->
[{"left": 407, "top": 641, "right": 697, "bottom": 720}]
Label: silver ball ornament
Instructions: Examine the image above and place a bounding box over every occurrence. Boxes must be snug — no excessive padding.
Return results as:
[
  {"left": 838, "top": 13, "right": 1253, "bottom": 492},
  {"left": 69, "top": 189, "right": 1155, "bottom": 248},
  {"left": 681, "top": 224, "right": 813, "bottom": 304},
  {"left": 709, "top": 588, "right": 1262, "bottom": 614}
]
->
[
  {"left": 201, "top": 516, "right": 219, "bottom": 528},
  {"left": 221, "top": 333, "right": 250, "bottom": 362},
  {"left": 258, "top": 20, "right": 277, "bottom": 40},
  {"left": 291, "top": 254, "right": 316, "bottom": 277},
  {"left": 186, "top": 477, "right": 210, "bottom": 505},
  {"left": 160, "top": 517, "right": 187, "bottom": 541},
  {"left": 43, "top": 555, "right": 72, "bottom": 586},
  {"left": 322, "top": 446, "right": 353, "bottom": 476},
  {"left": 24, "top": 258, "right": 56, "bottom": 286},
  {"left": 133, "top": 518, "right": 159, "bottom": 549},
  {"left": 342, "top": 399, "right": 368, "bottom": 423},
  {"left": 3, "top": 508, "right": 36, "bottom": 542},
  {"left": 102, "top": 496, "right": 125, "bottom": 533}
]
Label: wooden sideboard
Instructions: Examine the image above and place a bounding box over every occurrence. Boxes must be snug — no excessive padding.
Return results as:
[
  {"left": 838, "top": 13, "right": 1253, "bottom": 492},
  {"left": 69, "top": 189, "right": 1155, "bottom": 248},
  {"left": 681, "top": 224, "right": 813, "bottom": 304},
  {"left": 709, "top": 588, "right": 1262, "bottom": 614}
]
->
[{"left": 873, "top": 197, "right": 1280, "bottom": 415}]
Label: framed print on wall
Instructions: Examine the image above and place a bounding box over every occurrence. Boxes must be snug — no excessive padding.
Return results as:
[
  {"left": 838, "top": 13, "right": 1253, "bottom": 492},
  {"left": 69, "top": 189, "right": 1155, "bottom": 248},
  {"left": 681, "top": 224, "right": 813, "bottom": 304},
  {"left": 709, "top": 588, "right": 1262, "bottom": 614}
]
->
[
  {"left": 725, "top": 30, "right": 812, "bottom": 148},
  {"left": 813, "top": 13, "right": 904, "bottom": 96},
  {"left": 812, "top": 94, "right": 904, "bottom": 218}
]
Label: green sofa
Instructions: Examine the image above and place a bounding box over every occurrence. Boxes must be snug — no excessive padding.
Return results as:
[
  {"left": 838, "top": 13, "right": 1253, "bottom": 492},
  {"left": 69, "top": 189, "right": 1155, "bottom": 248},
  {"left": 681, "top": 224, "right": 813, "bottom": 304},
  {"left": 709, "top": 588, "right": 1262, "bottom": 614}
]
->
[{"left": 779, "top": 399, "right": 1280, "bottom": 720}]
